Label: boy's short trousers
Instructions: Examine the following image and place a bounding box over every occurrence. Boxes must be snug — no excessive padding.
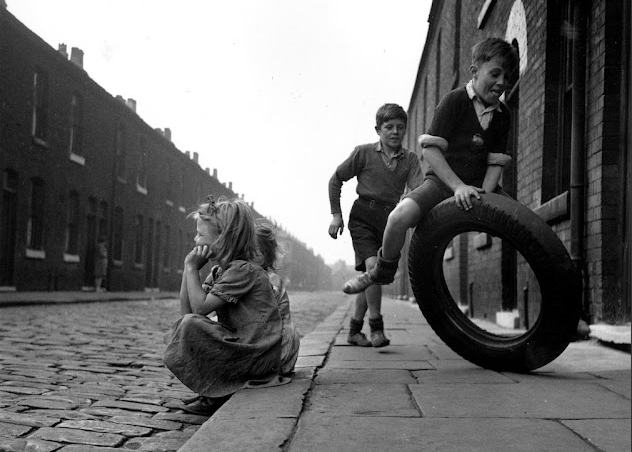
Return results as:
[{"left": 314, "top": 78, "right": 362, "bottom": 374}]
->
[
  {"left": 348, "top": 197, "right": 394, "bottom": 271},
  {"left": 404, "top": 177, "right": 511, "bottom": 217}
]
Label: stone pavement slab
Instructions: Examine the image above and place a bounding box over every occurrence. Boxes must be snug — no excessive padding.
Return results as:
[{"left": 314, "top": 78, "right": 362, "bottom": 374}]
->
[
  {"left": 315, "top": 368, "right": 417, "bottom": 385},
  {"left": 307, "top": 383, "right": 421, "bottom": 417},
  {"left": 409, "top": 380, "right": 631, "bottom": 419},
  {"left": 562, "top": 419, "right": 631, "bottom": 452},
  {"left": 289, "top": 416, "right": 597, "bottom": 452}
]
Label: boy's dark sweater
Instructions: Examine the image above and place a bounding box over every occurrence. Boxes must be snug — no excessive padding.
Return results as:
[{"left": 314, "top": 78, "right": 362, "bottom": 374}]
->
[
  {"left": 425, "top": 86, "right": 510, "bottom": 189},
  {"left": 329, "top": 142, "right": 422, "bottom": 215}
]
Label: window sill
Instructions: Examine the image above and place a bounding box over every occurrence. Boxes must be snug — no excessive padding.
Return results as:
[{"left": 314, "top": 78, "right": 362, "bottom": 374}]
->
[
  {"left": 64, "top": 253, "right": 80, "bottom": 263},
  {"left": 134, "top": 262, "right": 144, "bottom": 270},
  {"left": 534, "top": 191, "right": 569, "bottom": 224},
  {"left": 26, "top": 249, "right": 46, "bottom": 259},
  {"left": 113, "top": 259, "right": 123, "bottom": 268},
  {"left": 473, "top": 232, "right": 492, "bottom": 250},
  {"left": 165, "top": 199, "right": 174, "bottom": 207},
  {"left": 32, "top": 136, "right": 49, "bottom": 149},
  {"left": 136, "top": 183, "right": 148, "bottom": 195},
  {"left": 178, "top": 206, "right": 186, "bottom": 213},
  {"left": 69, "top": 153, "right": 85, "bottom": 166}
]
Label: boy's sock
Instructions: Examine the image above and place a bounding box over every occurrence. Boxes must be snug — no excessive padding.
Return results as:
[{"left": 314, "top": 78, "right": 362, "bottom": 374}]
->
[
  {"left": 343, "top": 249, "right": 400, "bottom": 294},
  {"left": 368, "top": 249, "right": 399, "bottom": 284},
  {"left": 369, "top": 315, "right": 390, "bottom": 348},
  {"left": 347, "top": 318, "right": 372, "bottom": 347}
]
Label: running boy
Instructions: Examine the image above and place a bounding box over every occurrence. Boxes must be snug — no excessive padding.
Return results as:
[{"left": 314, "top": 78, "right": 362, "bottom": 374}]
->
[
  {"left": 328, "top": 103, "right": 423, "bottom": 347},
  {"left": 344, "top": 37, "right": 518, "bottom": 294}
]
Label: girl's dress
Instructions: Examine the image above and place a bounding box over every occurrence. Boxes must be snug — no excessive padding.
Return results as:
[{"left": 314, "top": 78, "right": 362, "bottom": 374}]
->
[
  {"left": 267, "top": 272, "right": 301, "bottom": 375},
  {"left": 163, "top": 260, "right": 283, "bottom": 398}
]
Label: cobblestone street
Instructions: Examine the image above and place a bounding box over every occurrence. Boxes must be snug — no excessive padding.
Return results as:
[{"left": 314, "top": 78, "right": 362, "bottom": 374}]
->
[{"left": 0, "top": 292, "right": 349, "bottom": 451}]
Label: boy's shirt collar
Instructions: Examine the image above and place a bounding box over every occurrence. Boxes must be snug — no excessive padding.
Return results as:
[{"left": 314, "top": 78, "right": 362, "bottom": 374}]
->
[
  {"left": 375, "top": 141, "right": 404, "bottom": 159},
  {"left": 466, "top": 80, "right": 502, "bottom": 112}
]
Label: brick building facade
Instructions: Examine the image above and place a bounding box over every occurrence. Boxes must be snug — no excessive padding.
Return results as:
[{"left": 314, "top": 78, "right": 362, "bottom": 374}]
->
[
  {"left": 396, "top": 0, "right": 630, "bottom": 326},
  {"left": 0, "top": 7, "right": 331, "bottom": 293}
]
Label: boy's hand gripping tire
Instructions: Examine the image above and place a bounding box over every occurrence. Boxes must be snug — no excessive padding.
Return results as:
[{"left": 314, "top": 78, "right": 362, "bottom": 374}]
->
[{"left": 408, "top": 193, "right": 582, "bottom": 372}]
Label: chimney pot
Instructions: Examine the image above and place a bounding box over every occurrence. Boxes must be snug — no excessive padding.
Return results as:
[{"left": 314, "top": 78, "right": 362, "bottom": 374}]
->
[
  {"left": 58, "top": 43, "right": 68, "bottom": 59},
  {"left": 70, "top": 47, "right": 84, "bottom": 68}
]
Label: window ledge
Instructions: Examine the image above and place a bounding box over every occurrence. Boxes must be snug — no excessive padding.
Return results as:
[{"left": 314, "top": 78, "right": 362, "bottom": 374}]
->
[
  {"left": 69, "top": 153, "right": 85, "bottom": 166},
  {"left": 474, "top": 232, "right": 493, "bottom": 250},
  {"left": 136, "top": 183, "right": 148, "bottom": 195},
  {"left": 64, "top": 253, "right": 80, "bottom": 263},
  {"left": 178, "top": 206, "right": 186, "bottom": 213},
  {"left": 166, "top": 199, "right": 174, "bottom": 207},
  {"left": 26, "top": 249, "right": 46, "bottom": 259},
  {"left": 113, "top": 259, "right": 123, "bottom": 268},
  {"left": 443, "top": 247, "right": 454, "bottom": 261},
  {"left": 134, "top": 262, "right": 144, "bottom": 270},
  {"left": 534, "top": 191, "right": 569, "bottom": 224},
  {"left": 32, "top": 136, "right": 49, "bottom": 149}
]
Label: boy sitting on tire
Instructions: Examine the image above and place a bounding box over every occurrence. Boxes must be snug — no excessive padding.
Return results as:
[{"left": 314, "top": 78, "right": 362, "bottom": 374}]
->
[{"left": 344, "top": 37, "right": 518, "bottom": 294}]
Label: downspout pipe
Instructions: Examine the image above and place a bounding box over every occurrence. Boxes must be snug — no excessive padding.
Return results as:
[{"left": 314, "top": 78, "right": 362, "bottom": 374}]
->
[{"left": 570, "top": 0, "right": 588, "bottom": 322}]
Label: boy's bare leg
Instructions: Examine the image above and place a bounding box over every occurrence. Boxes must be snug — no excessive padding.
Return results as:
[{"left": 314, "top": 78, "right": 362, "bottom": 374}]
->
[
  {"left": 344, "top": 199, "right": 422, "bottom": 294},
  {"left": 381, "top": 199, "right": 421, "bottom": 260}
]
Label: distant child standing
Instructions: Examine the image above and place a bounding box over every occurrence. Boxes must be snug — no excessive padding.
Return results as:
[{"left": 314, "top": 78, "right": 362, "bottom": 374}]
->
[
  {"left": 163, "top": 197, "right": 286, "bottom": 415},
  {"left": 94, "top": 236, "right": 108, "bottom": 292},
  {"left": 328, "top": 103, "right": 423, "bottom": 347},
  {"left": 344, "top": 38, "right": 518, "bottom": 294},
  {"left": 256, "top": 224, "right": 301, "bottom": 375}
]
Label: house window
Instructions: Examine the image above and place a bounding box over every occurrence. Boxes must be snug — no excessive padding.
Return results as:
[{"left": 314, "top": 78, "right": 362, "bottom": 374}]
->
[
  {"left": 163, "top": 224, "right": 171, "bottom": 270},
  {"left": 113, "top": 206, "right": 124, "bottom": 262},
  {"left": 116, "top": 123, "right": 127, "bottom": 180},
  {"left": 32, "top": 70, "right": 49, "bottom": 144},
  {"left": 65, "top": 191, "right": 80, "bottom": 255},
  {"left": 543, "top": 0, "right": 573, "bottom": 202},
  {"left": 435, "top": 30, "right": 442, "bottom": 106},
  {"left": 134, "top": 214, "right": 144, "bottom": 264},
  {"left": 137, "top": 136, "right": 148, "bottom": 191},
  {"left": 27, "top": 178, "right": 45, "bottom": 251},
  {"left": 69, "top": 92, "right": 83, "bottom": 160}
]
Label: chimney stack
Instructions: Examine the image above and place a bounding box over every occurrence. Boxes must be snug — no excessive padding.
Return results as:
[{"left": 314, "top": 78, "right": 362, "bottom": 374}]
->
[
  {"left": 58, "top": 43, "right": 68, "bottom": 59},
  {"left": 185, "top": 151, "right": 191, "bottom": 158},
  {"left": 70, "top": 47, "right": 83, "bottom": 68},
  {"left": 213, "top": 169, "right": 218, "bottom": 179},
  {"left": 115, "top": 95, "right": 125, "bottom": 104},
  {"left": 193, "top": 152, "right": 199, "bottom": 164},
  {"left": 126, "top": 98, "right": 136, "bottom": 112},
  {"left": 164, "top": 128, "right": 171, "bottom": 141},
  {"left": 229, "top": 182, "right": 233, "bottom": 191}
]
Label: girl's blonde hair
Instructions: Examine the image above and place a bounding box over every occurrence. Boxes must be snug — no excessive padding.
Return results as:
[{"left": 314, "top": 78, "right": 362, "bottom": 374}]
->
[{"left": 191, "top": 196, "right": 258, "bottom": 266}]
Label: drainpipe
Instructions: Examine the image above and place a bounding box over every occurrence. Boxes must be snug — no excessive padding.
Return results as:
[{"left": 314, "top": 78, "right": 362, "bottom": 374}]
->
[{"left": 570, "top": 1, "right": 588, "bottom": 322}]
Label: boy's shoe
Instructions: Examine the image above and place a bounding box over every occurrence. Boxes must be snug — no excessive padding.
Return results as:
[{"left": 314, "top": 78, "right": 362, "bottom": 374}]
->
[
  {"left": 370, "top": 330, "right": 390, "bottom": 348},
  {"left": 343, "top": 272, "right": 374, "bottom": 294},
  {"left": 347, "top": 331, "right": 372, "bottom": 347},
  {"left": 369, "top": 315, "right": 390, "bottom": 347},
  {"left": 343, "top": 249, "right": 400, "bottom": 294},
  {"left": 179, "top": 396, "right": 228, "bottom": 416}
]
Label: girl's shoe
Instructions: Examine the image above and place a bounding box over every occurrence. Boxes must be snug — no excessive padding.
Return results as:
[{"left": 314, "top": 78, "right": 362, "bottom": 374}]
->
[{"left": 179, "top": 396, "right": 228, "bottom": 416}]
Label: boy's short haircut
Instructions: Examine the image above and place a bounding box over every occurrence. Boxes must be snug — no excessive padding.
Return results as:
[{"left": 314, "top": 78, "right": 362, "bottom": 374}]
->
[
  {"left": 471, "top": 37, "right": 519, "bottom": 75},
  {"left": 376, "top": 103, "right": 408, "bottom": 129}
]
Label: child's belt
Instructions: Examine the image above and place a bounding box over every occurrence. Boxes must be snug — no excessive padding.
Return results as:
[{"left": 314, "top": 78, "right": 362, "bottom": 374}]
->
[{"left": 358, "top": 196, "right": 395, "bottom": 211}]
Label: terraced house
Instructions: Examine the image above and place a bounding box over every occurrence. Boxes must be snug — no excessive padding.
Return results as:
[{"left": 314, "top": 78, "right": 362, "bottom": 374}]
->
[{"left": 393, "top": 0, "right": 630, "bottom": 328}]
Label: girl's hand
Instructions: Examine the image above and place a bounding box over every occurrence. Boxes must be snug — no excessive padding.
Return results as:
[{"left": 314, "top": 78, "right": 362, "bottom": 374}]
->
[
  {"left": 184, "top": 245, "right": 212, "bottom": 269},
  {"left": 453, "top": 184, "right": 484, "bottom": 211}
]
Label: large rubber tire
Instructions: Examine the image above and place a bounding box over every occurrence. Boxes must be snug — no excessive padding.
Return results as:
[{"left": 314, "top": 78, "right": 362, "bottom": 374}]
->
[{"left": 408, "top": 193, "right": 582, "bottom": 372}]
